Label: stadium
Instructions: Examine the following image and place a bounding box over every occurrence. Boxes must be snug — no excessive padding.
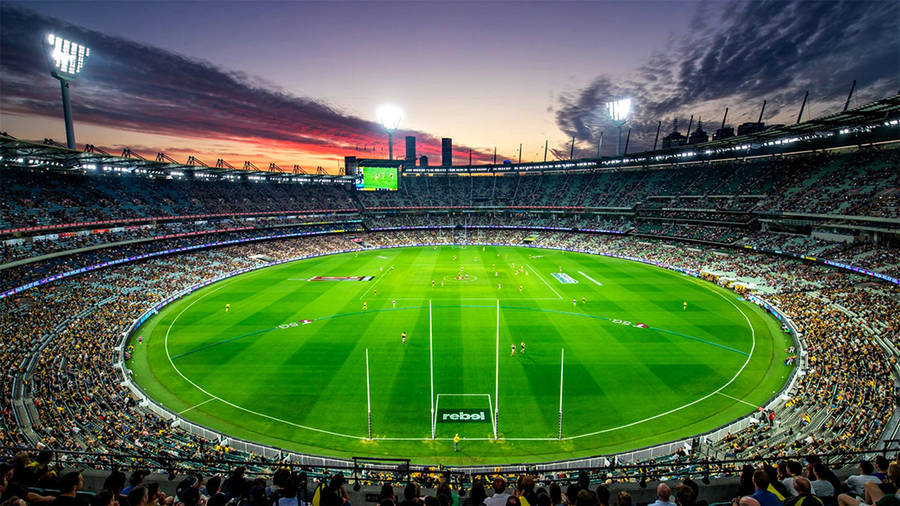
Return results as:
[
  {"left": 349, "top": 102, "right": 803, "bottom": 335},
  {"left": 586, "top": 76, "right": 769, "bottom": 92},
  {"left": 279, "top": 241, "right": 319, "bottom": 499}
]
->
[{"left": 1, "top": 2, "right": 899, "bottom": 506}]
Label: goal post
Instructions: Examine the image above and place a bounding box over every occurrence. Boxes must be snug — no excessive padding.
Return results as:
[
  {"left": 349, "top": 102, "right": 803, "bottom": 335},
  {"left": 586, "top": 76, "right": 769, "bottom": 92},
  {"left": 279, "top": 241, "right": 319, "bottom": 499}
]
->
[
  {"left": 366, "top": 348, "right": 372, "bottom": 439},
  {"left": 558, "top": 347, "right": 564, "bottom": 440},
  {"left": 494, "top": 299, "right": 500, "bottom": 440}
]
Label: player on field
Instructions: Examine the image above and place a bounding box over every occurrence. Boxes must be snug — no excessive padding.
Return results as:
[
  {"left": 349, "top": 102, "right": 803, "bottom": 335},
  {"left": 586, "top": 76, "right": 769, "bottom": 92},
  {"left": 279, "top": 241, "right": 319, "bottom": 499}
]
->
[
  {"left": 520, "top": 341, "right": 525, "bottom": 354},
  {"left": 683, "top": 300, "right": 688, "bottom": 311},
  {"left": 510, "top": 343, "right": 516, "bottom": 356},
  {"left": 498, "top": 283, "right": 502, "bottom": 290},
  {"left": 573, "top": 298, "right": 577, "bottom": 308},
  {"left": 432, "top": 280, "right": 435, "bottom": 287},
  {"left": 401, "top": 331, "right": 406, "bottom": 344},
  {"left": 225, "top": 303, "right": 230, "bottom": 312},
  {"left": 363, "top": 302, "right": 367, "bottom": 311},
  {"left": 519, "top": 285, "right": 523, "bottom": 292},
  {"left": 582, "top": 296, "right": 586, "bottom": 304},
  {"left": 374, "top": 289, "right": 377, "bottom": 296},
  {"left": 392, "top": 299, "right": 397, "bottom": 308}
]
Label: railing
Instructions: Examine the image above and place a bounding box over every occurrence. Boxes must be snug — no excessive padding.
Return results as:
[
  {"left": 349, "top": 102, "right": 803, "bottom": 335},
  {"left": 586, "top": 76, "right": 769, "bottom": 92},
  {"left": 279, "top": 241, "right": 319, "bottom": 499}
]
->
[{"left": 3, "top": 445, "right": 899, "bottom": 484}]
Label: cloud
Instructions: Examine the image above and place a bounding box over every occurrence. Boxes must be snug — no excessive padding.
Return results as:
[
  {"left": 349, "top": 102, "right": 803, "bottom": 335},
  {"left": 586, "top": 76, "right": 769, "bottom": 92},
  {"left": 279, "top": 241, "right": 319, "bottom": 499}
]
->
[
  {"left": 0, "top": 4, "right": 497, "bottom": 168},
  {"left": 555, "top": 0, "right": 899, "bottom": 157}
]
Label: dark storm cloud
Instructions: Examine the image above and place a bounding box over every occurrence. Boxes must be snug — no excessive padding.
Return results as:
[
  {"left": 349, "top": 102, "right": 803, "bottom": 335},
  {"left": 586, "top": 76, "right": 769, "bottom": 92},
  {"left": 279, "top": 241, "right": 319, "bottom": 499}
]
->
[
  {"left": 556, "top": 0, "right": 899, "bottom": 156},
  {"left": 0, "top": 4, "right": 494, "bottom": 163}
]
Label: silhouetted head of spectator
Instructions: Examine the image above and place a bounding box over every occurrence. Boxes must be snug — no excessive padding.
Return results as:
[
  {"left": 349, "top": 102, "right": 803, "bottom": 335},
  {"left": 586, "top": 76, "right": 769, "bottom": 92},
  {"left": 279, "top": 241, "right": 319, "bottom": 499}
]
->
[
  {"left": 59, "top": 471, "right": 83, "bottom": 494},
  {"left": 595, "top": 485, "right": 610, "bottom": 506},
  {"left": 92, "top": 490, "right": 116, "bottom": 506},
  {"left": 752, "top": 470, "right": 769, "bottom": 492},
  {"left": 127, "top": 485, "right": 148, "bottom": 506},
  {"left": 103, "top": 471, "right": 127, "bottom": 495},
  {"left": 129, "top": 470, "right": 150, "bottom": 488},
  {"left": 793, "top": 477, "right": 811, "bottom": 496}
]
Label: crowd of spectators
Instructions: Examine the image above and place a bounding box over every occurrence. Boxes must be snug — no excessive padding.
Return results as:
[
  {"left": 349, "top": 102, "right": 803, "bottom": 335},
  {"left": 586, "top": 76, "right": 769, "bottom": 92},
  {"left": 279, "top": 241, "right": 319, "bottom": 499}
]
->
[
  {"left": 2, "top": 228, "right": 898, "bottom": 482},
  {"left": 5, "top": 449, "right": 900, "bottom": 506}
]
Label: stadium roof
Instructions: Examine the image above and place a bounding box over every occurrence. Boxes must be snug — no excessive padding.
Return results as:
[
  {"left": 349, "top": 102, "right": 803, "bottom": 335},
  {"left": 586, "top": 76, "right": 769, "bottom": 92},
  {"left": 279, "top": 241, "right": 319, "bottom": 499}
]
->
[{"left": 1, "top": 94, "right": 897, "bottom": 182}]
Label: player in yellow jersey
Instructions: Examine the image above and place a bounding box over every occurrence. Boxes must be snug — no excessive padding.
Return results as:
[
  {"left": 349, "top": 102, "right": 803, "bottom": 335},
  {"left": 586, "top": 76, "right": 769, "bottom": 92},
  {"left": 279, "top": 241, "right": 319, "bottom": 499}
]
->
[
  {"left": 683, "top": 300, "right": 688, "bottom": 311},
  {"left": 225, "top": 303, "right": 230, "bottom": 312}
]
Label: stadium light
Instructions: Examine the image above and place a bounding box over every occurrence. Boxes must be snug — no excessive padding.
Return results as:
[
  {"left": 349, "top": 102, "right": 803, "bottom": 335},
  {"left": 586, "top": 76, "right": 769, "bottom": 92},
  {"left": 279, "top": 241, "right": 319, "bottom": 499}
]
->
[
  {"left": 606, "top": 98, "right": 632, "bottom": 157},
  {"left": 377, "top": 104, "right": 403, "bottom": 160},
  {"left": 45, "top": 34, "right": 91, "bottom": 149}
]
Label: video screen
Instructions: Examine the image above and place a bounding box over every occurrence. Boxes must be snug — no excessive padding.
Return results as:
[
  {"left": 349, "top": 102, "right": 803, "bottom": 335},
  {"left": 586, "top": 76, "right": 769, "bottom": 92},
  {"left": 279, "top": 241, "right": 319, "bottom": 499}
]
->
[{"left": 355, "top": 166, "right": 398, "bottom": 191}]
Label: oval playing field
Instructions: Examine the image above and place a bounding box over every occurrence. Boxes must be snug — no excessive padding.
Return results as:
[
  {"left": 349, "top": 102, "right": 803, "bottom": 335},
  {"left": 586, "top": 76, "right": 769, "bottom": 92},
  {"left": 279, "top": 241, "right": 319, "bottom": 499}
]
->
[{"left": 129, "top": 245, "right": 791, "bottom": 465}]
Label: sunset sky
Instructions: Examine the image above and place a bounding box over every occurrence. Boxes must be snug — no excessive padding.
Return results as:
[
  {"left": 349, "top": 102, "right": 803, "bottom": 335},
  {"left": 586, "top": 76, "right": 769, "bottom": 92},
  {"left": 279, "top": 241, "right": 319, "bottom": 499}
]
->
[{"left": 1, "top": 1, "right": 897, "bottom": 173}]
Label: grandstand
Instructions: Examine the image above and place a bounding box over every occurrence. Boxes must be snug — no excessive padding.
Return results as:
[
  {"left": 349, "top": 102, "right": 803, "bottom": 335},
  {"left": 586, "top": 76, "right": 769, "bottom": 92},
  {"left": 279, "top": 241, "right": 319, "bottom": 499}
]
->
[{"left": 1, "top": 93, "right": 899, "bottom": 505}]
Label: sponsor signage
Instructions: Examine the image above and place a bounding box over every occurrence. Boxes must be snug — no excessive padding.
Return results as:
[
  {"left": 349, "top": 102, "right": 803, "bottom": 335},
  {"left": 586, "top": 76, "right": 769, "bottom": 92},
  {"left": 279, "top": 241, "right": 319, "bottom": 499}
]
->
[
  {"left": 551, "top": 272, "right": 578, "bottom": 284},
  {"left": 438, "top": 409, "right": 489, "bottom": 423}
]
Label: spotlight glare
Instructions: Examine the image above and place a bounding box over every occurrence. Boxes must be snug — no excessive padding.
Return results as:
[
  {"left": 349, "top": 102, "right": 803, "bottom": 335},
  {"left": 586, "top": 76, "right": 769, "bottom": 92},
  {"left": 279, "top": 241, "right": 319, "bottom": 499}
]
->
[
  {"left": 607, "top": 98, "right": 632, "bottom": 123},
  {"left": 377, "top": 104, "right": 404, "bottom": 132}
]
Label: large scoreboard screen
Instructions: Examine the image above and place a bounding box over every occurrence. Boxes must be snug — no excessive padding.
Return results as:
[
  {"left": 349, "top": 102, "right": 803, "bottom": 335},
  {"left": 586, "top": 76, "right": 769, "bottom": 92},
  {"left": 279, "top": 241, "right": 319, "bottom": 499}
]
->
[{"left": 355, "top": 166, "right": 398, "bottom": 191}]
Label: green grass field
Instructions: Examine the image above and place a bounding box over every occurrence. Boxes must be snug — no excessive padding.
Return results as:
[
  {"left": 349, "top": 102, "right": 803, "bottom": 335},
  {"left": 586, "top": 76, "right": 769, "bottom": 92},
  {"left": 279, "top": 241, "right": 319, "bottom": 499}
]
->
[{"left": 129, "top": 245, "right": 792, "bottom": 465}]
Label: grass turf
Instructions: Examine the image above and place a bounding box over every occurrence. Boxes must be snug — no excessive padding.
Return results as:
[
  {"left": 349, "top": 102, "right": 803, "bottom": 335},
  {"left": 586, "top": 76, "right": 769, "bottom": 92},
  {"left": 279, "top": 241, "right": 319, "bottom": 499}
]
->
[{"left": 129, "top": 245, "right": 792, "bottom": 465}]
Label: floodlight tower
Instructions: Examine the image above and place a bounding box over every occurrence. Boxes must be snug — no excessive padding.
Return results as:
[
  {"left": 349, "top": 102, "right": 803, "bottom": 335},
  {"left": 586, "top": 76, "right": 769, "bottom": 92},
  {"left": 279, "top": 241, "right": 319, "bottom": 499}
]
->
[
  {"left": 377, "top": 104, "right": 403, "bottom": 160},
  {"left": 45, "top": 34, "right": 91, "bottom": 150},
  {"left": 606, "top": 98, "right": 631, "bottom": 157}
]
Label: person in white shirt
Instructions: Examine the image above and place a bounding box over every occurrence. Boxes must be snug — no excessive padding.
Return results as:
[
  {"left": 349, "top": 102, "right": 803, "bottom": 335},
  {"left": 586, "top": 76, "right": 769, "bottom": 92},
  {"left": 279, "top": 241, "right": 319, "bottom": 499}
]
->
[
  {"left": 845, "top": 462, "right": 882, "bottom": 497},
  {"left": 484, "top": 479, "right": 509, "bottom": 506}
]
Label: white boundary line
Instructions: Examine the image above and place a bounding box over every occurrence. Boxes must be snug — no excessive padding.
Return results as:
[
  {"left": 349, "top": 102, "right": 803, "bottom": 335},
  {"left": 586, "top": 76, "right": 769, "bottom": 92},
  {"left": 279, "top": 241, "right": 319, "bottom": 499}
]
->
[
  {"left": 178, "top": 397, "right": 215, "bottom": 415},
  {"left": 578, "top": 271, "right": 603, "bottom": 286},
  {"left": 526, "top": 264, "right": 564, "bottom": 299},
  {"left": 716, "top": 391, "right": 758, "bottom": 408}
]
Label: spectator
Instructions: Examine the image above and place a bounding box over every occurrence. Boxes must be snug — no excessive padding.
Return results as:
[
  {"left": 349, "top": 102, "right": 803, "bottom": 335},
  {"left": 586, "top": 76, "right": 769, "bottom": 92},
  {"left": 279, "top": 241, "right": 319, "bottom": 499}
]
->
[
  {"left": 122, "top": 471, "right": 150, "bottom": 497},
  {"left": 91, "top": 491, "right": 116, "bottom": 506},
  {"left": 749, "top": 470, "right": 783, "bottom": 506},
  {"left": 784, "top": 478, "right": 823, "bottom": 506},
  {"left": 650, "top": 484, "right": 676, "bottom": 506},
  {"left": 398, "top": 484, "right": 421, "bottom": 506},
  {"left": 465, "top": 483, "right": 486, "bottom": 506},
  {"left": 127, "top": 486, "right": 148, "bottom": 506},
  {"left": 846, "top": 463, "right": 882, "bottom": 497},
  {"left": 52, "top": 471, "right": 87, "bottom": 506},
  {"left": 811, "top": 464, "right": 839, "bottom": 502},
  {"left": 781, "top": 462, "right": 804, "bottom": 498},
  {"left": 548, "top": 484, "right": 563, "bottom": 506},
  {"left": 485, "top": 480, "right": 509, "bottom": 506}
]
